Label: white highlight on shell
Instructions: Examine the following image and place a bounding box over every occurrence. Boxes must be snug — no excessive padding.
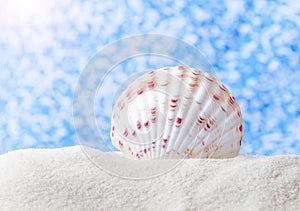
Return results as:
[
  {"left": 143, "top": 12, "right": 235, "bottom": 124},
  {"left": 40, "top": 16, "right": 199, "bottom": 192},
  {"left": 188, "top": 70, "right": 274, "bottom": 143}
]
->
[{"left": 110, "top": 66, "right": 243, "bottom": 159}]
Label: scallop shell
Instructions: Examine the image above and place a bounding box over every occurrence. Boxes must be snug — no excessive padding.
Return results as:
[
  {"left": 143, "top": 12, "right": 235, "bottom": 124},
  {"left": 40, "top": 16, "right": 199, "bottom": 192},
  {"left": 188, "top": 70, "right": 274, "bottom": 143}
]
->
[{"left": 110, "top": 66, "right": 243, "bottom": 159}]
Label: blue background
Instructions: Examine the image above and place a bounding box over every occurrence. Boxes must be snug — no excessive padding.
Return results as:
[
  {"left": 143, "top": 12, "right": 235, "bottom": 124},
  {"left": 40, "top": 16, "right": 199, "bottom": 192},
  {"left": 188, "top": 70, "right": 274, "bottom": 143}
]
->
[{"left": 0, "top": 0, "right": 299, "bottom": 155}]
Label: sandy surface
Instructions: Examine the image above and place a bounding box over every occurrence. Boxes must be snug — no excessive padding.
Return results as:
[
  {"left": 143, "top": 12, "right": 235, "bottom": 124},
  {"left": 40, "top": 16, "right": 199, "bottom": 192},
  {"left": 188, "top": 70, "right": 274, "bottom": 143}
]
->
[{"left": 0, "top": 146, "right": 299, "bottom": 210}]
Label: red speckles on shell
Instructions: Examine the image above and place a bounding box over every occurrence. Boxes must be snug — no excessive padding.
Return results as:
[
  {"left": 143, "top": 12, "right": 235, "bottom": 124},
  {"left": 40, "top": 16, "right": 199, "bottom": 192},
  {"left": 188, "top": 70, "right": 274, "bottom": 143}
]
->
[
  {"left": 204, "top": 118, "right": 215, "bottom": 131},
  {"left": 131, "top": 130, "right": 136, "bottom": 137},
  {"left": 221, "top": 106, "right": 226, "bottom": 112},
  {"left": 160, "top": 82, "right": 168, "bottom": 86},
  {"left": 239, "top": 124, "right": 243, "bottom": 132},
  {"left": 205, "top": 75, "right": 214, "bottom": 82},
  {"left": 174, "top": 66, "right": 184, "bottom": 78},
  {"left": 219, "top": 83, "right": 226, "bottom": 92},
  {"left": 126, "top": 90, "right": 134, "bottom": 101},
  {"left": 188, "top": 82, "right": 198, "bottom": 88},
  {"left": 169, "top": 98, "right": 178, "bottom": 111},
  {"left": 213, "top": 94, "right": 220, "bottom": 101},
  {"left": 227, "top": 95, "right": 235, "bottom": 105},
  {"left": 237, "top": 109, "right": 241, "bottom": 117},
  {"left": 176, "top": 117, "right": 182, "bottom": 124},
  {"left": 136, "top": 121, "right": 142, "bottom": 130},
  {"left": 197, "top": 116, "right": 205, "bottom": 125},
  {"left": 110, "top": 66, "right": 243, "bottom": 160},
  {"left": 118, "top": 101, "right": 125, "bottom": 110},
  {"left": 123, "top": 129, "right": 128, "bottom": 137},
  {"left": 178, "top": 66, "right": 185, "bottom": 70},
  {"left": 191, "top": 69, "right": 201, "bottom": 76},
  {"left": 147, "top": 72, "right": 156, "bottom": 89},
  {"left": 137, "top": 88, "right": 144, "bottom": 95},
  {"left": 150, "top": 107, "right": 156, "bottom": 115},
  {"left": 147, "top": 82, "right": 155, "bottom": 89}
]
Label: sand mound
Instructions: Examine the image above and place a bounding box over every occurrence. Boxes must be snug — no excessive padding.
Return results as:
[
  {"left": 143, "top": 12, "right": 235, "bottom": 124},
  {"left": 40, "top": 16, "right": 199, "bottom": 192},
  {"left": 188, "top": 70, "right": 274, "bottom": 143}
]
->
[{"left": 0, "top": 146, "right": 299, "bottom": 210}]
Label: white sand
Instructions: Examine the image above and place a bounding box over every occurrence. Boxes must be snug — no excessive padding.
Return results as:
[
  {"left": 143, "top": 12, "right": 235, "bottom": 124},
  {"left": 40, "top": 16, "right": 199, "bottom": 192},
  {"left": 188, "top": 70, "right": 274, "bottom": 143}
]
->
[{"left": 0, "top": 146, "right": 299, "bottom": 210}]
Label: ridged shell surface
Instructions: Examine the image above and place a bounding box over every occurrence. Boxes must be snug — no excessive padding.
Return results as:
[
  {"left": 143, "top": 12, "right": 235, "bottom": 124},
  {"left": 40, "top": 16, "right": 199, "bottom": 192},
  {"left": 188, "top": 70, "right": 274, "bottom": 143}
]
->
[{"left": 110, "top": 66, "right": 243, "bottom": 159}]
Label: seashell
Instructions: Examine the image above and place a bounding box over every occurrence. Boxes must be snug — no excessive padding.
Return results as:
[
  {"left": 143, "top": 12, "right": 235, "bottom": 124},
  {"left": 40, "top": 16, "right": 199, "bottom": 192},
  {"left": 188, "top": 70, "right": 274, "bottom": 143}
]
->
[{"left": 110, "top": 66, "right": 243, "bottom": 159}]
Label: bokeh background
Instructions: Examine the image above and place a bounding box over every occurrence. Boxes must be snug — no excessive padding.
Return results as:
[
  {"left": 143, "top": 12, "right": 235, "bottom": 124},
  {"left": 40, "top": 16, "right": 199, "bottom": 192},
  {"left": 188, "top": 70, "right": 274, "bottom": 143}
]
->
[{"left": 0, "top": 0, "right": 299, "bottom": 155}]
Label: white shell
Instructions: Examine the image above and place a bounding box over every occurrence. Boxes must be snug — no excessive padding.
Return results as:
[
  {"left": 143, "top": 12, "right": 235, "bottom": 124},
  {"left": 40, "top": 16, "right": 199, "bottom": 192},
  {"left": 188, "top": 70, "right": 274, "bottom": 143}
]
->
[{"left": 110, "top": 66, "right": 243, "bottom": 159}]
